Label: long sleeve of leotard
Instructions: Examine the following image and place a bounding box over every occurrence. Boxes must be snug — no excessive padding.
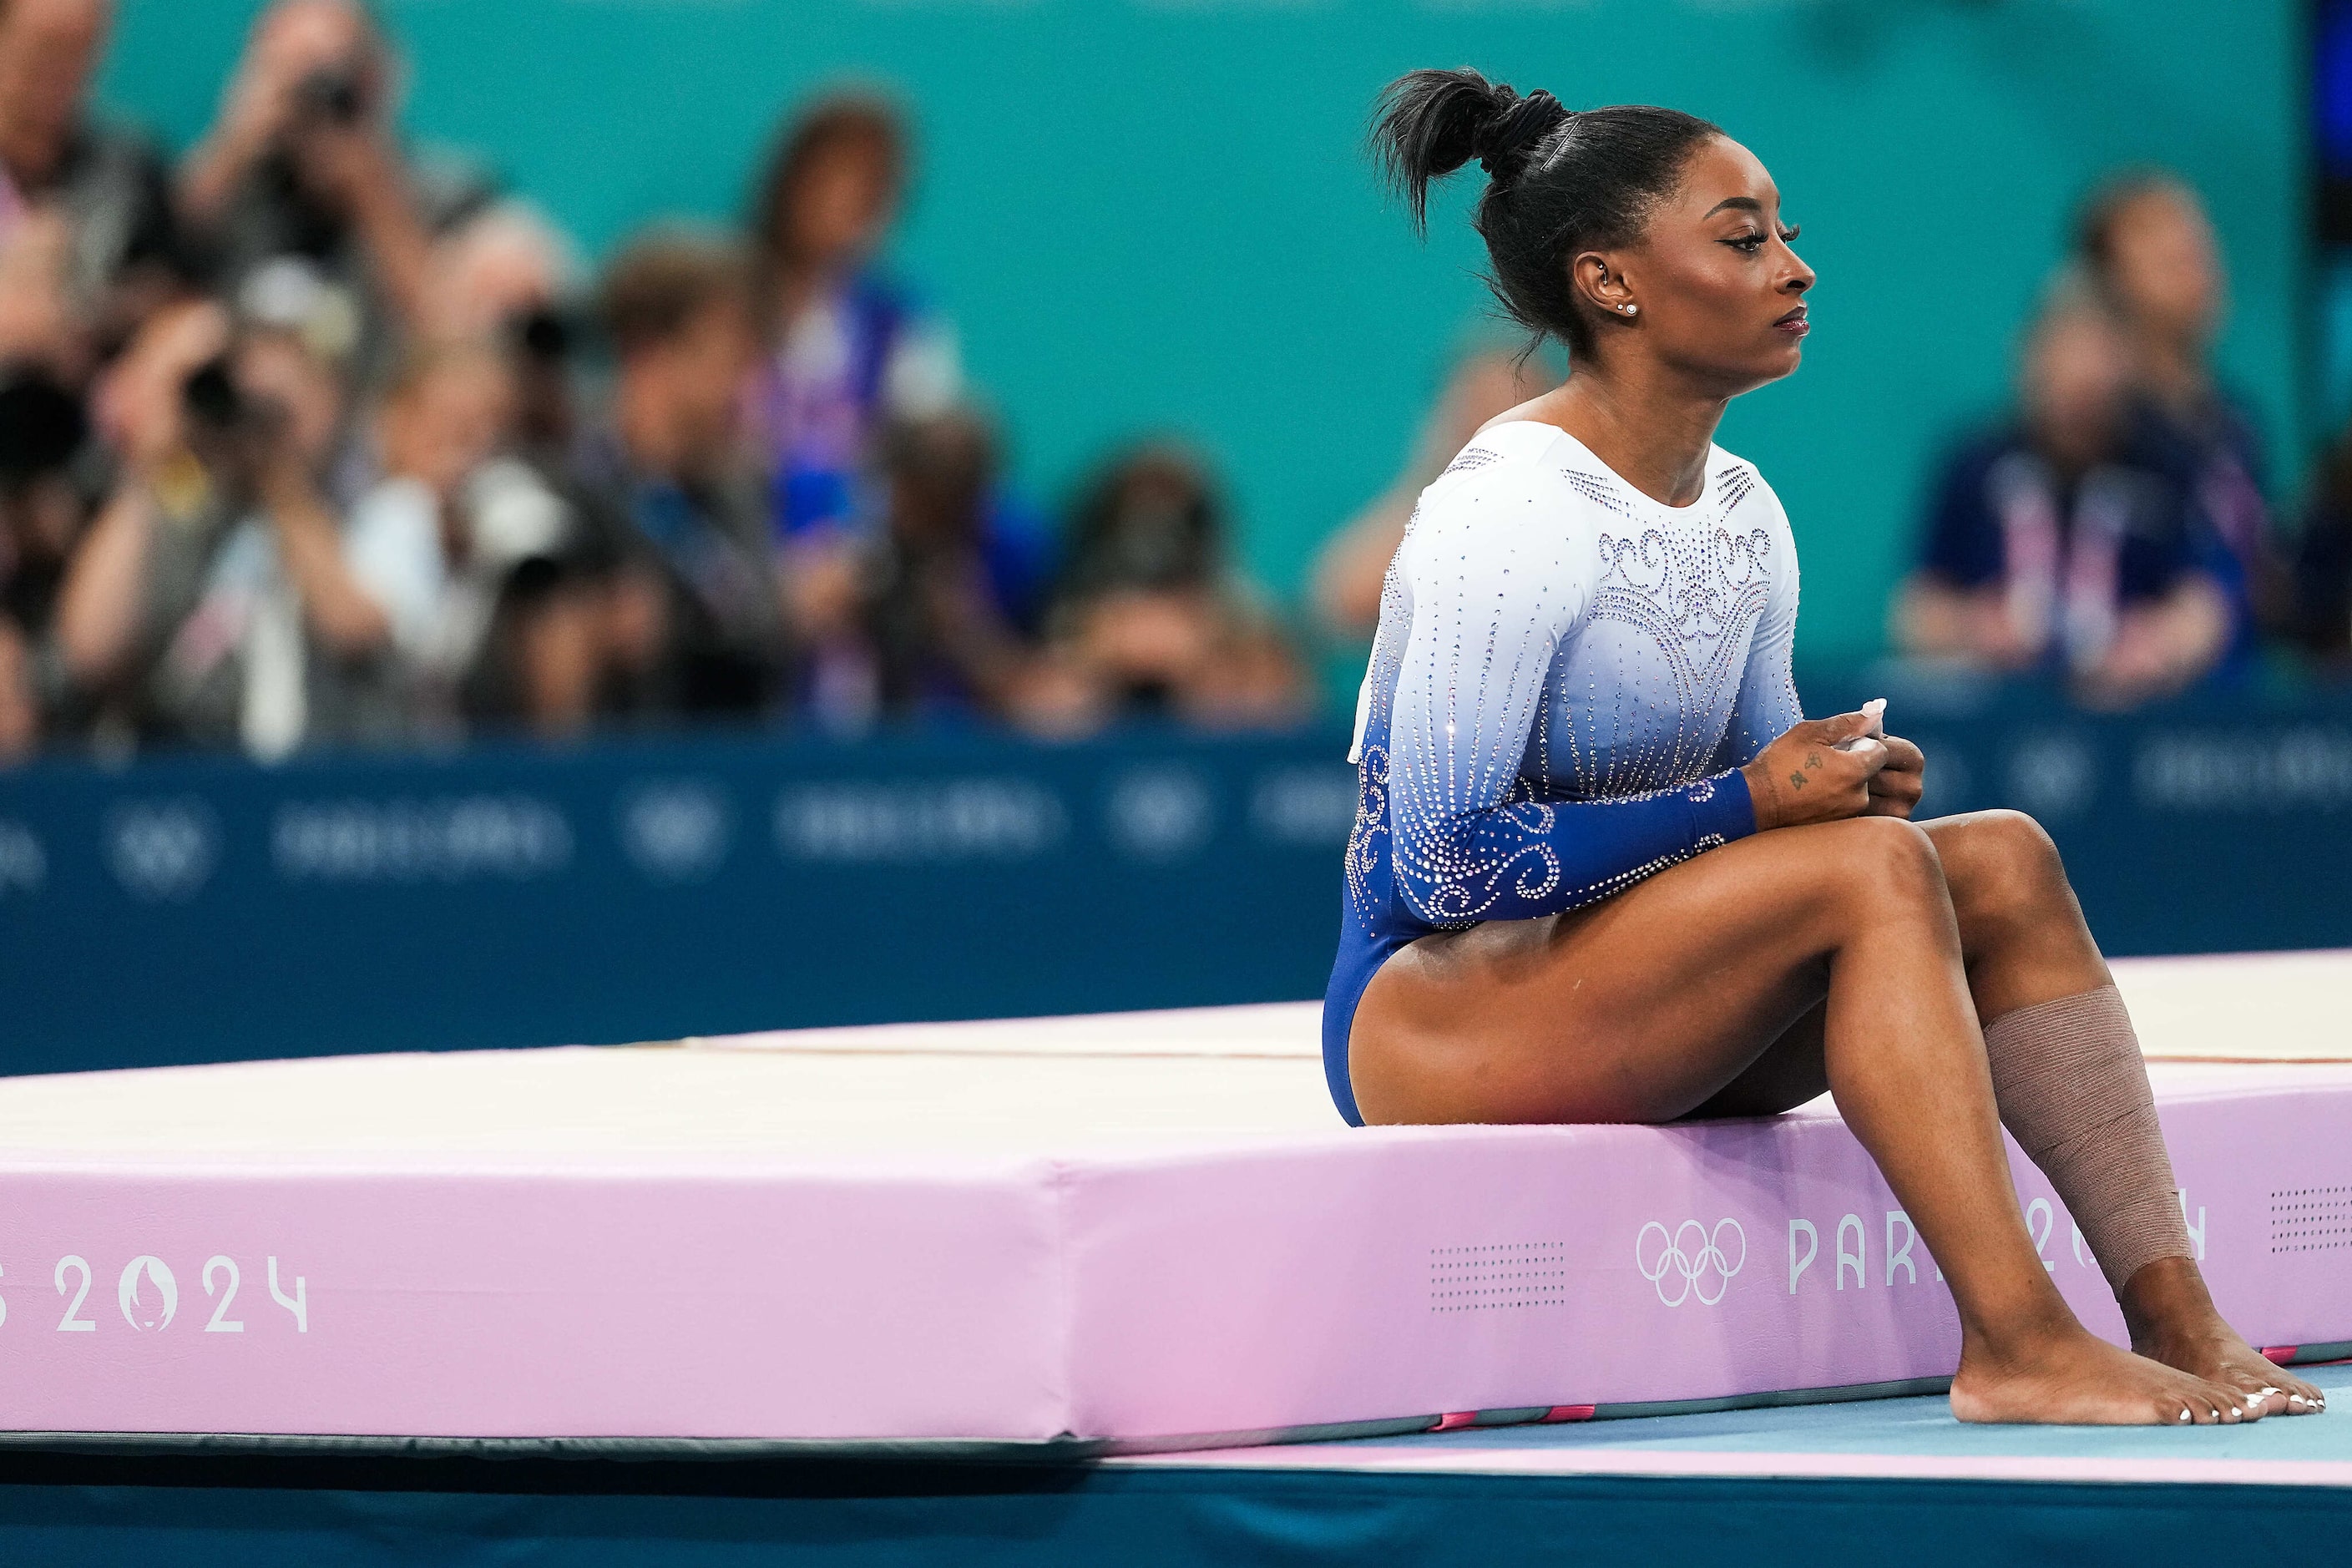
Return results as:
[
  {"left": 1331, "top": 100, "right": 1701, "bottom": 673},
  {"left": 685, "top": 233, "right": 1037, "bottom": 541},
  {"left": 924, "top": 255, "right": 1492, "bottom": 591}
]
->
[
  {"left": 1712, "top": 489, "right": 1804, "bottom": 770},
  {"left": 1383, "top": 464, "right": 1758, "bottom": 929}
]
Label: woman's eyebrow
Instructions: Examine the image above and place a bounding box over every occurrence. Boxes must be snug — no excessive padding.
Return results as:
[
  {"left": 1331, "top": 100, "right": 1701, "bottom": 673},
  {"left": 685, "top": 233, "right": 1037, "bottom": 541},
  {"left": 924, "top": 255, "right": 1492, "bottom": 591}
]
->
[{"left": 1703, "top": 196, "right": 1765, "bottom": 218}]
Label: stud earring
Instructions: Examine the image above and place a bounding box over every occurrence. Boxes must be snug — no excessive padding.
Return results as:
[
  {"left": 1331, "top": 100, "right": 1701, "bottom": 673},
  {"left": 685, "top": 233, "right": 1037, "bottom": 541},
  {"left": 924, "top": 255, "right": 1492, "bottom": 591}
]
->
[{"left": 1622, "top": 304, "right": 1638, "bottom": 316}]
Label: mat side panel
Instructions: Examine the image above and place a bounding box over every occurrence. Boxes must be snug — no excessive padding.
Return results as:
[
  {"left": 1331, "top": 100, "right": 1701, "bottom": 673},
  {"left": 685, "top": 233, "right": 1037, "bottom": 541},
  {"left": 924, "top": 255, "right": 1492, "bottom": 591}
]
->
[
  {"left": 0, "top": 1166, "right": 1068, "bottom": 1442},
  {"left": 1059, "top": 1089, "right": 2352, "bottom": 1441}
]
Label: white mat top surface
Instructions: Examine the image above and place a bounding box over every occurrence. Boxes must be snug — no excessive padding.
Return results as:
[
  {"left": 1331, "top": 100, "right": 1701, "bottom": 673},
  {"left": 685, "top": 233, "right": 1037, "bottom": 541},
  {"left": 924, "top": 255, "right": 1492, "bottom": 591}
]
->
[{"left": 0, "top": 951, "right": 2341, "bottom": 1164}]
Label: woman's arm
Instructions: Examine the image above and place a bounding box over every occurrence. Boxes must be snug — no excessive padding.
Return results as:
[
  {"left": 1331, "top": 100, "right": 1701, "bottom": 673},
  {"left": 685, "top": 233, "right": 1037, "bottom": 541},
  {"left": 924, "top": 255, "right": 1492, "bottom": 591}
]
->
[{"left": 2077, "top": 573, "right": 2230, "bottom": 708}]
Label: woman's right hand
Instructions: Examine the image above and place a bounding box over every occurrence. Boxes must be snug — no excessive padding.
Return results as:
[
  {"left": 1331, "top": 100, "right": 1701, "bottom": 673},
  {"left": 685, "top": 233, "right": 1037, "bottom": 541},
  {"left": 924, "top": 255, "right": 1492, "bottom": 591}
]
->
[{"left": 1742, "top": 711, "right": 1890, "bottom": 831}]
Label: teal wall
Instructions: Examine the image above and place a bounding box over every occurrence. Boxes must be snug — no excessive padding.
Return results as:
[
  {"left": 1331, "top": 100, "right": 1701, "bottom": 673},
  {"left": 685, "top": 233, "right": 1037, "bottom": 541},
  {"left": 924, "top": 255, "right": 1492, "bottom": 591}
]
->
[{"left": 96, "top": 0, "right": 2302, "bottom": 659}]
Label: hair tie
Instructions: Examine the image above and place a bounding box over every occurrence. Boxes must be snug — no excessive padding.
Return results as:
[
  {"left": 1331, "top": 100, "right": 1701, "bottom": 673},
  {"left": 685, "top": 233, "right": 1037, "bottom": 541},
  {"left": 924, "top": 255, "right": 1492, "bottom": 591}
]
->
[{"left": 1475, "top": 89, "right": 1567, "bottom": 177}]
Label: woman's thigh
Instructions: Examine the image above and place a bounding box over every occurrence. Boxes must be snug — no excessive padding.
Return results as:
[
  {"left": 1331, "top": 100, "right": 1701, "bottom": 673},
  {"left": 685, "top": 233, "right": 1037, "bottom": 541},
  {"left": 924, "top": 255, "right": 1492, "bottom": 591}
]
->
[{"left": 1348, "top": 815, "right": 1950, "bottom": 1125}]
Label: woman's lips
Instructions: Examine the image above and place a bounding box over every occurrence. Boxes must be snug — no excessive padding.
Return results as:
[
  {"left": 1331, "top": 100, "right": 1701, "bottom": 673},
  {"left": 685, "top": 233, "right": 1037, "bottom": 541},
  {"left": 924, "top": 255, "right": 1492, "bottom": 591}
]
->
[{"left": 1774, "top": 308, "right": 1810, "bottom": 336}]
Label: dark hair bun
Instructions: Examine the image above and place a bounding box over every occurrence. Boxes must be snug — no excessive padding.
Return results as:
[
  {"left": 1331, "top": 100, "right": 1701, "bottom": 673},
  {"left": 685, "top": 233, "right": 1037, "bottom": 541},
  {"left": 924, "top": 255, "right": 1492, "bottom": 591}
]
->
[
  {"left": 1368, "top": 67, "right": 1721, "bottom": 354},
  {"left": 1370, "top": 68, "right": 1569, "bottom": 230}
]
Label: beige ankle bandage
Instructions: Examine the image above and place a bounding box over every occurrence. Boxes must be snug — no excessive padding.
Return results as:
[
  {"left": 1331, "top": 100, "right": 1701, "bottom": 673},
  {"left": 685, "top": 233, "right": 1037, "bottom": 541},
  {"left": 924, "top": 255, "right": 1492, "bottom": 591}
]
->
[{"left": 1980, "top": 984, "right": 2193, "bottom": 1294}]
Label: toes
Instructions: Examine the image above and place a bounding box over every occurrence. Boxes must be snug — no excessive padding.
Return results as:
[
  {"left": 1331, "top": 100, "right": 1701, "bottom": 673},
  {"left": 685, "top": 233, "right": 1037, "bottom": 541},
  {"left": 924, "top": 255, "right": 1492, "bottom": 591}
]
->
[{"left": 2213, "top": 1379, "right": 2262, "bottom": 1422}]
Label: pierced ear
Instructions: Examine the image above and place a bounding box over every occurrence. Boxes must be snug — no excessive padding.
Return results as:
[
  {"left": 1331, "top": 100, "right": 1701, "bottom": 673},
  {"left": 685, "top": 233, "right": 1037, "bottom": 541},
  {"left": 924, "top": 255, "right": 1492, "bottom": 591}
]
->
[{"left": 1570, "top": 252, "right": 1638, "bottom": 322}]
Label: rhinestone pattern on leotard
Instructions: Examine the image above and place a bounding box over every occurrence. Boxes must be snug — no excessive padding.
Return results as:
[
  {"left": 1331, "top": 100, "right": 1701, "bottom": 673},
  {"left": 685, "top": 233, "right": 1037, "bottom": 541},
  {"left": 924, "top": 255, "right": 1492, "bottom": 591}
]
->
[{"left": 1343, "top": 425, "right": 1801, "bottom": 933}]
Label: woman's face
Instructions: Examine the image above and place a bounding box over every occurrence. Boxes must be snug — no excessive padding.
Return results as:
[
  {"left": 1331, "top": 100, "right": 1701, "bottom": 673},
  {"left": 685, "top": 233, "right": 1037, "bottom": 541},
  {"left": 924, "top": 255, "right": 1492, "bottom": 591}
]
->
[
  {"left": 788, "top": 138, "right": 895, "bottom": 270},
  {"left": 1592, "top": 135, "right": 1815, "bottom": 394},
  {"left": 2104, "top": 188, "right": 2222, "bottom": 345}
]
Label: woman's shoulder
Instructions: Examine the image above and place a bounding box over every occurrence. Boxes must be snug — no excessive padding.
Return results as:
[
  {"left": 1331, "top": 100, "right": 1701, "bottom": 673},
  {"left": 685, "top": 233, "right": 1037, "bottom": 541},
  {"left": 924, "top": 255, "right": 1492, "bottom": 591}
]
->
[
  {"left": 1396, "top": 423, "right": 1610, "bottom": 609},
  {"left": 1414, "top": 420, "right": 1585, "bottom": 518},
  {"left": 1704, "top": 443, "right": 1792, "bottom": 533}
]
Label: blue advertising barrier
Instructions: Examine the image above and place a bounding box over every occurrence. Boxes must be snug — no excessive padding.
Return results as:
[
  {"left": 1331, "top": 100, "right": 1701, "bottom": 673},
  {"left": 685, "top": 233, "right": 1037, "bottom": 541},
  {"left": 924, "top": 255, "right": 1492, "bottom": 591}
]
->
[{"left": 1, "top": 690, "right": 2348, "bottom": 1077}]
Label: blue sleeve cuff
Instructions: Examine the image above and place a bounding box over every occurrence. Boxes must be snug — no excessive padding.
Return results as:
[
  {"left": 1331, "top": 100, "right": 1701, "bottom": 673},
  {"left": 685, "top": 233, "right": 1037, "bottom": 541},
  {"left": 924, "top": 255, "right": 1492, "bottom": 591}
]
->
[{"left": 1690, "top": 767, "right": 1758, "bottom": 846}]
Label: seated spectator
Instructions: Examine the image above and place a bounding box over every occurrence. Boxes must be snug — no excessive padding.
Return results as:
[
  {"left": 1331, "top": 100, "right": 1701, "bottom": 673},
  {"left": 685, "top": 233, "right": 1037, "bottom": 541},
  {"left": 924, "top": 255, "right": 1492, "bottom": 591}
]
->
[
  {"left": 745, "top": 91, "right": 960, "bottom": 544},
  {"left": 175, "top": 0, "right": 487, "bottom": 380},
  {"left": 341, "top": 339, "right": 578, "bottom": 741},
  {"left": 422, "top": 200, "right": 582, "bottom": 459},
  {"left": 1045, "top": 443, "right": 1306, "bottom": 730},
  {"left": 2288, "top": 431, "right": 2352, "bottom": 666},
  {"left": 420, "top": 200, "right": 570, "bottom": 343},
  {"left": 570, "top": 230, "right": 786, "bottom": 725},
  {"left": 53, "top": 297, "right": 390, "bottom": 756},
  {"left": 803, "top": 407, "right": 1082, "bottom": 733},
  {"left": 1312, "top": 341, "right": 1555, "bottom": 639},
  {"left": 2076, "top": 172, "right": 2279, "bottom": 630},
  {"left": 0, "top": 0, "right": 182, "bottom": 368},
  {"left": 0, "top": 366, "right": 87, "bottom": 757},
  {"left": 1892, "top": 290, "right": 2234, "bottom": 708},
  {"left": 0, "top": 369, "right": 89, "bottom": 742}
]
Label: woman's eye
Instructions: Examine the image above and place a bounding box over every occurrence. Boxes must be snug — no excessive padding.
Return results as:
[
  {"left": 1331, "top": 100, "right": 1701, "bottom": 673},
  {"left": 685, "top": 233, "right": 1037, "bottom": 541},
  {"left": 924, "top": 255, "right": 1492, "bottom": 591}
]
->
[
  {"left": 1780, "top": 225, "right": 1802, "bottom": 243},
  {"left": 1728, "top": 233, "right": 1766, "bottom": 253}
]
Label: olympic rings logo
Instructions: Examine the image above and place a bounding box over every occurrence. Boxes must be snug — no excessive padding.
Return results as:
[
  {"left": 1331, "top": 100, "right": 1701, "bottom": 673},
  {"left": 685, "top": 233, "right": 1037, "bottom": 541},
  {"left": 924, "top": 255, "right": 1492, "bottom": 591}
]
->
[{"left": 1635, "top": 1219, "right": 1747, "bottom": 1307}]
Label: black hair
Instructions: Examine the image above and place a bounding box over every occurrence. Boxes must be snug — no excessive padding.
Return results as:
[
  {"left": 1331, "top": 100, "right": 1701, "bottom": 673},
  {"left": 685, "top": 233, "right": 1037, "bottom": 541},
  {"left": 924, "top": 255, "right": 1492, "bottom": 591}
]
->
[
  {"left": 1370, "top": 68, "right": 1720, "bottom": 352},
  {"left": 746, "top": 90, "right": 908, "bottom": 331}
]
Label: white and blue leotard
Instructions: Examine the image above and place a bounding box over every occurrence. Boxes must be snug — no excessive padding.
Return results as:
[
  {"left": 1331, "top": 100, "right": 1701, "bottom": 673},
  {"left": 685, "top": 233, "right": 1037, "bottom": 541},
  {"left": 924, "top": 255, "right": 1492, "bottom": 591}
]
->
[{"left": 1323, "top": 420, "right": 1803, "bottom": 1125}]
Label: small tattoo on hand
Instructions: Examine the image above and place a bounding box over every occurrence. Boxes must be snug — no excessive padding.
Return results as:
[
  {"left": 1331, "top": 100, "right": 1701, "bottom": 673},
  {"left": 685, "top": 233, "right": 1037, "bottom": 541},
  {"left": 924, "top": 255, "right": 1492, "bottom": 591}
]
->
[
  {"left": 1806, "top": 751, "right": 1823, "bottom": 769},
  {"left": 1788, "top": 772, "right": 1807, "bottom": 790}
]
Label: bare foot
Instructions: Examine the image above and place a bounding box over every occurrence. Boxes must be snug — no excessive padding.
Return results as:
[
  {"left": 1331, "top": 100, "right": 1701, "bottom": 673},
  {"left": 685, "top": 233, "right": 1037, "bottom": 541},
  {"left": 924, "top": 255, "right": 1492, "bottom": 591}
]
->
[
  {"left": 2122, "top": 1257, "right": 2329, "bottom": 1419},
  {"left": 1950, "top": 1321, "right": 2258, "bottom": 1425}
]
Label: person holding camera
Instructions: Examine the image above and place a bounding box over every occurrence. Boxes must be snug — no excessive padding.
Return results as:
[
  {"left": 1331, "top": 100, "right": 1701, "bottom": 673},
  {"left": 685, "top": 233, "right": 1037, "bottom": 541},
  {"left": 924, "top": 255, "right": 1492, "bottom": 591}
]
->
[
  {"left": 53, "top": 296, "right": 396, "bottom": 756},
  {"left": 173, "top": 0, "right": 473, "bottom": 372}
]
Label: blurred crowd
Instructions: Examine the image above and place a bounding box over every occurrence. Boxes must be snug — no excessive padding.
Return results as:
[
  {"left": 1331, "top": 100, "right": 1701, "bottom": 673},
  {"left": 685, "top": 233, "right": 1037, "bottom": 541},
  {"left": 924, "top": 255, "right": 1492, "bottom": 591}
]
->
[
  {"left": 8, "top": 3, "right": 2352, "bottom": 771},
  {"left": 0, "top": 0, "right": 1304, "bottom": 764}
]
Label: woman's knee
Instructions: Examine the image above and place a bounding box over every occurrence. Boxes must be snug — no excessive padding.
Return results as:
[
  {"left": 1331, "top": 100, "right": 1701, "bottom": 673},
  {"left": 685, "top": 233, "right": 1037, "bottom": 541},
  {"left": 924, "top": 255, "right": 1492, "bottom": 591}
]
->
[
  {"left": 1930, "top": 809, "right": 2070, "bottom": 925},
  {"left": 1814, "top": 816, "right": 1950, "bottom": 913}
]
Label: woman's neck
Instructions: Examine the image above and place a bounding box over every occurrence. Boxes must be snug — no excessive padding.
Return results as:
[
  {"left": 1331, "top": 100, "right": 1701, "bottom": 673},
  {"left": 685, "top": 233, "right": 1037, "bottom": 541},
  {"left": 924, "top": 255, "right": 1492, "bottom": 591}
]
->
[{"left": 1530, "top": 362, "right": 1728, "bottom": 509}]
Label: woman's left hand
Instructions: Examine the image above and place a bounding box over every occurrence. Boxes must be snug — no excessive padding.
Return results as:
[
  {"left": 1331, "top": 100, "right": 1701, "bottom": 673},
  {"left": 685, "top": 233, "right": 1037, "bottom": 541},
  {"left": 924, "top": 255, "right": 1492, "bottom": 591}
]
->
[{"left": 1865, "top": 735, "right": 1925, "bottom": 818}]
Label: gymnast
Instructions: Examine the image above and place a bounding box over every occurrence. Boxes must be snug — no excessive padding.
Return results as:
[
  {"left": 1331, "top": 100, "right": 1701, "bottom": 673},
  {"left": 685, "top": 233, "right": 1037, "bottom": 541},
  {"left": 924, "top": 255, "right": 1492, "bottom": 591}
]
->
[{"left": 1328, "top": 68, "right": 2324, "bottom": 1426}]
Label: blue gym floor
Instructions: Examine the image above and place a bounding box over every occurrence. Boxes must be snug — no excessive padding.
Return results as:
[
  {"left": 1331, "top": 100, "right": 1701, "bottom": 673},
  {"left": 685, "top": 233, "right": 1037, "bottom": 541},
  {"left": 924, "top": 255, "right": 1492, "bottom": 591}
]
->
[
  {"left": 1120, "top": 1362, "right": 2352, "bottom": 1483},
  {"left": 2, "top": 1367, "right": 2344, "bottom": 1565}
]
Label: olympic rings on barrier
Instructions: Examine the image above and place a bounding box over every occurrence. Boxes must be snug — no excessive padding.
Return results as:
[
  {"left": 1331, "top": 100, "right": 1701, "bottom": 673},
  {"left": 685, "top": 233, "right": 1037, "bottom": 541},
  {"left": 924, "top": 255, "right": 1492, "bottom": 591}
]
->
[{"left": 1635, "top": 1219, "right": 1747, "bottom": 1307}]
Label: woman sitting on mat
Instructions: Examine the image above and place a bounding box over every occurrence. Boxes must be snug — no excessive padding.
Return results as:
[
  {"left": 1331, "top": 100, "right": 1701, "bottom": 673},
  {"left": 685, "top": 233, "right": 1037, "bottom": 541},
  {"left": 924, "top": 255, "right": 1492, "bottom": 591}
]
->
[{"left": 1328, "top": 68, "right": 2323, "bottom": 1427}]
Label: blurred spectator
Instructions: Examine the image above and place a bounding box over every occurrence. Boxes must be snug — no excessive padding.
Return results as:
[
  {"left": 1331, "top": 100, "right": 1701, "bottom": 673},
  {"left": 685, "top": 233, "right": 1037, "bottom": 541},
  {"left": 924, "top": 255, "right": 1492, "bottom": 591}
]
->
[
  {"left": 0, "top": 366, "right": 87, "bottom": 756},
  {"left": 341, "top": 339, "right": 584, "bottom": 740},
  {"left": 175, "top": 0, "right": 485, "bottom": 377},
  {"left": 0, "top": 0, "right": 182, "bottom": 372},
  {"left": 2288, "top": 432, "right": 2352, "bottom": 665},
  {"left": 1047, "top": 443, "right": 1305, "bottom": 729},
  {"left": 746, "top": 91, "right": 960, "bottom": 544},
  {"left": 570, "top": 230, "right": 786, "bottom": 726},
  {"left": 420, "top": 200, "right": 569, "bottom": 343},
  {"left": 0, "top": 367, "right": 87, "bottom": 630},
  {"left": 1313, "top": 342, "right": 1554, "bottom": 638},
  {"left": 2076, "top": 173, "right": 2279, "bottom": 631},
  {"left": 1892, "top": 289, "right": 2234, "bottom": 708},
  {"left": 419, "top": 199, "right": 582, "bottom": 464},
  {"left": 801, "top": 407, "right": 1084, "bottom": 733},
  {"left": 53, "top": 298, "right": 396, "bottom": 756}
]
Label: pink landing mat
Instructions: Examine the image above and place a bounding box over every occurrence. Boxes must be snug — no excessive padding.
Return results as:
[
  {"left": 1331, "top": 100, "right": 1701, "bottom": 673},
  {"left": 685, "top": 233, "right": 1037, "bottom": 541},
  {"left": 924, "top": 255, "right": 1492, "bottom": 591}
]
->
[{"left": 0, "top": 952, "right": 2345, "bottom": 1454}]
